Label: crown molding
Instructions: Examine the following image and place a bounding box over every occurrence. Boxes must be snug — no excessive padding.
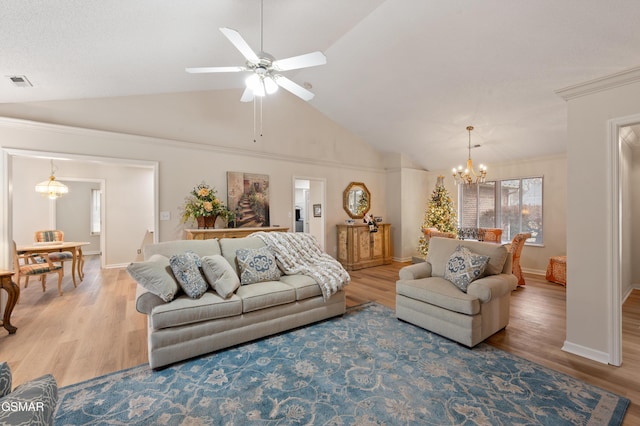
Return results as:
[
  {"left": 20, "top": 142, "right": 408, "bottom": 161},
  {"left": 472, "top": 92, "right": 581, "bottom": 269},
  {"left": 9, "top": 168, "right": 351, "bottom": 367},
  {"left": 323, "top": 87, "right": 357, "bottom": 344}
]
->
[{"left": 556, "top": 65, "right": 640, "bottom": 101}]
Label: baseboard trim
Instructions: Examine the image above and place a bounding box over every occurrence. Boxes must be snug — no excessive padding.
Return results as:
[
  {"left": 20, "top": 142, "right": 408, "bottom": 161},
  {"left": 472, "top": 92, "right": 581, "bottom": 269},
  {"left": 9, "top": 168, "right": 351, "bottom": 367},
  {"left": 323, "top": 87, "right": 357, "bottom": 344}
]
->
[
  {"left": 562, "top": 341, "right": 610, "bottom": 365},
  {"left": 522, "top": 267, "right": 546, "bottom": 277}
]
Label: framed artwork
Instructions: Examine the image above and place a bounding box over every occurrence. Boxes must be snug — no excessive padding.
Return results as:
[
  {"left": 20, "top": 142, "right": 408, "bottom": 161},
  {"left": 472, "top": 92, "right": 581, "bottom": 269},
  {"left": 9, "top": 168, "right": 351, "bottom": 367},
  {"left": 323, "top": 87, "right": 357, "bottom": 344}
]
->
[
  {"left": 313, "top": 204, "right": 322, "bottom": 217},
  {"left": 226, "top": 172, "right": 270, "bottom": 228}
]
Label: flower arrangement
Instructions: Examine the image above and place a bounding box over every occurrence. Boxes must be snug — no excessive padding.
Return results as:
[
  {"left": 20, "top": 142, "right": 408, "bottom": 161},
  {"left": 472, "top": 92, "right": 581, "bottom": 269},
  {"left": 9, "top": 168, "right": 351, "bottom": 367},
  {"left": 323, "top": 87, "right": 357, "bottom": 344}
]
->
[{"left": 181, "top": 182, "right": 227, "bottom": 223}]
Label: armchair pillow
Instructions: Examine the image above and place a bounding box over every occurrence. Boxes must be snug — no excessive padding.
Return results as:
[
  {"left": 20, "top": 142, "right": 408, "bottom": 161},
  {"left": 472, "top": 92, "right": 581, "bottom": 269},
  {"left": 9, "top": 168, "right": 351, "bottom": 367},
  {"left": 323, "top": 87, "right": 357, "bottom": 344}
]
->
[{"left": 444, "top": 245, "right": 489, "bottom": 293}]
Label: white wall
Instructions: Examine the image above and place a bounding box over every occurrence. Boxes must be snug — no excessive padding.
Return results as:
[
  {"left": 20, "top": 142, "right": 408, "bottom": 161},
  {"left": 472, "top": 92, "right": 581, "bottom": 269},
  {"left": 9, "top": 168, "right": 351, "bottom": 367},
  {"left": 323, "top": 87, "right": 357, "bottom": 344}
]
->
[
  {"left": 57, "top": 181, "right": 101, "bottom": 255},
  {"left": 0, "top": 89, "right": 388, "bottom": 271},
  {"left": 632, "top": 147, "right": 640, "bottom": 288},
  {"left": 11, "top": 155, "right": 154, "bottom": 266},
  {"left": 558, "top": 66, "right": 640, "bottom": 363}
]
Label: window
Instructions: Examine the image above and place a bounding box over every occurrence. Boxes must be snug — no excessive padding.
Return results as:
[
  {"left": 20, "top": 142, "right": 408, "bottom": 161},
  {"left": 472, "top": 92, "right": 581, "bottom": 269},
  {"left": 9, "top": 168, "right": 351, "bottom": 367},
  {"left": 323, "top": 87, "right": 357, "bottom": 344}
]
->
[
  {"left": 458, "top": 177, "right": 543, "bottom": 244},
  {"left": 90, "top": 188, "right": 101, "bottom": 235}
]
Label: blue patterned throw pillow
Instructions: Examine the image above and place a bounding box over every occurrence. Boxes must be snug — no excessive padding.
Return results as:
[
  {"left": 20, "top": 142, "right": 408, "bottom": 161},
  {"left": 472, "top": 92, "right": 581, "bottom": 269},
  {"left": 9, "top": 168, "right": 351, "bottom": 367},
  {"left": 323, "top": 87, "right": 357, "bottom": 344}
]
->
[
  {"left": 169, "top": 251, "right": 208, "bottom": 298},
  {"left": 236, "top": 246, "right": 281, "bottom": 285},
  {"left": 444, "top": 245, "right": 489, "bottom": 293}
]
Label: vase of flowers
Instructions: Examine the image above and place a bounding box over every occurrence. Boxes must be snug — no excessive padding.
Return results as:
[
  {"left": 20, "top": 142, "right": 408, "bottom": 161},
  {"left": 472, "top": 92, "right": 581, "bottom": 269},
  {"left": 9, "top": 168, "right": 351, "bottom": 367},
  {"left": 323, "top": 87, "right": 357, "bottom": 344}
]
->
[{"left": 181, "top": 182, "right": 226, "bottom": 228}]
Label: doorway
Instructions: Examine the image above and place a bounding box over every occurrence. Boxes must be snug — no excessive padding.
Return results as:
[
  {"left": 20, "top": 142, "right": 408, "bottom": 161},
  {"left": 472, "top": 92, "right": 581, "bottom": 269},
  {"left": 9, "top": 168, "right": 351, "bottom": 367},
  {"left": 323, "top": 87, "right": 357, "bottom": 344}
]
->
[
  {"left": 55, "top": 179, "right": 105, "bottom": 260},
  {"left": 4, "top": 148, "right": 157, "bottom": 268},
  {"left": 610, "top": 121, "right": 640, "bottom": 366},
  {"left": 293, "top": 177, "right": 326, "bottom": 250}
]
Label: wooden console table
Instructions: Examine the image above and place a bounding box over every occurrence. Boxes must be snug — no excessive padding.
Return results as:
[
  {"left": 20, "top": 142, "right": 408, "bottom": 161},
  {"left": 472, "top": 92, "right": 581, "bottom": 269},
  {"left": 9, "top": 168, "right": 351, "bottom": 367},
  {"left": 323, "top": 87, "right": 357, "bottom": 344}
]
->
[
  {"left": 337, "top": 223, "right": 392, "bottom": 271},
  {"left": 185, "top": 226, "right": 289, "bottom": 240},
  {"left": 0, "top": 270, "right": 19, "bottom": 334}
]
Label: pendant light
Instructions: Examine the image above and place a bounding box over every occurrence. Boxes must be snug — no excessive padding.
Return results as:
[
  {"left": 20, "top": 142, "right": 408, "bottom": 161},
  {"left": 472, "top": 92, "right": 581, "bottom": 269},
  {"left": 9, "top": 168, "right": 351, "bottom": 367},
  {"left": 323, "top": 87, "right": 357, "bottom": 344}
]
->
[
  {"left": 452, "top": 126, "right": 487, "bottom": 185},
  {"left": 35, "top": 160, "right": 69, "bottom": 199}
]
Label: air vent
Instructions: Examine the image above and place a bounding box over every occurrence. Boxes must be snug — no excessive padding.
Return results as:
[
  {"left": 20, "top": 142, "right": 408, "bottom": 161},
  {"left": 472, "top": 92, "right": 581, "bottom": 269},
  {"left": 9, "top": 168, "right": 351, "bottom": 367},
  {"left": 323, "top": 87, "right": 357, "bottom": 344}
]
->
[{"left": 8, "top": 75, "right": 33, "bottom": 88}]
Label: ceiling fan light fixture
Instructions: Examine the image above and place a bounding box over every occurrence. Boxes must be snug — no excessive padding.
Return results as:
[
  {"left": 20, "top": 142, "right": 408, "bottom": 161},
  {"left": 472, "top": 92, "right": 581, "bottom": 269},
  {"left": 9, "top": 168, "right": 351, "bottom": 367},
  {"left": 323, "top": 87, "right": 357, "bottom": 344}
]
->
[
  {"left": 264, "top": 76, "right": 278, "bottom": 94},
  {"left": 245, "top": 74, "right": 260, "bottom": 91}
]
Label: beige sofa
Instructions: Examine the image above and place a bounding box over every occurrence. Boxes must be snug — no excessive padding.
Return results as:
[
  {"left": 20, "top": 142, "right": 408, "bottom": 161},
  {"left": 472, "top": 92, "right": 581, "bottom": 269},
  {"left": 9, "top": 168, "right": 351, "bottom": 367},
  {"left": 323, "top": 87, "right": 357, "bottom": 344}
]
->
[
  {"left": 396, "top": 237, "right": 517, "bottom": 347},
  {"left": 131, "top": 237, "right": 346, "bottom": 369}
]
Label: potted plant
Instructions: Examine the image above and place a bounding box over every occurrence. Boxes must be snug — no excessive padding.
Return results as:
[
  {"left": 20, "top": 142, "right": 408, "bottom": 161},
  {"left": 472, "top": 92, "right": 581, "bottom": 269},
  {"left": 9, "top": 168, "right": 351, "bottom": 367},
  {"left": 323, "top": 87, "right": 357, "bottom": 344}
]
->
[
  {"left": 222, "top": 208, "right": 236, "bottom": 228},
  {"left": 181, "top": 182, "right": 226, "bottom": 228}
]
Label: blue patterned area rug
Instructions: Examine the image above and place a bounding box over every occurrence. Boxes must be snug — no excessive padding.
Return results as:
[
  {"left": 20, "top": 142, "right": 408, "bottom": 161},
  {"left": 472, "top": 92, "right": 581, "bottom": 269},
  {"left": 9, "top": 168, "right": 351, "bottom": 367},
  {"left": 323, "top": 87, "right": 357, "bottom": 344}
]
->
[{"left": 55, "top": 303, "right": 628, "bottom": 425}]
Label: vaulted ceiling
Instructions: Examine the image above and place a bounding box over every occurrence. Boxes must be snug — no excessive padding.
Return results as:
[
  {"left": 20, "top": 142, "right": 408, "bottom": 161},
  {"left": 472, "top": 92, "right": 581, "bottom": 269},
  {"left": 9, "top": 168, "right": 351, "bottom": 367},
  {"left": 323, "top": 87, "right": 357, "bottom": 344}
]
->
[{"left": 2, "top": 0, "right": 640, "bottom": 170}]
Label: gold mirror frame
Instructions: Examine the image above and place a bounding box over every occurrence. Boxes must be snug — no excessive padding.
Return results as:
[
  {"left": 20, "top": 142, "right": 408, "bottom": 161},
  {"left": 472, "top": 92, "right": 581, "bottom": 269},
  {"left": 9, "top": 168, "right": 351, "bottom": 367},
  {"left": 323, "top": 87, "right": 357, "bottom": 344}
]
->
[{"left": 343, "top": 182, "right": 371, "bottom": 219}]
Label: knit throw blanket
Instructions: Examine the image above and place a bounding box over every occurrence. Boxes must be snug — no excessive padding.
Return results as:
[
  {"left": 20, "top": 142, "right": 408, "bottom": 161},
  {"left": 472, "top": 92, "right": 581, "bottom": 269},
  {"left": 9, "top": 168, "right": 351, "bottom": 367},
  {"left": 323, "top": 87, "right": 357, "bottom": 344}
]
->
[{"left": 250, "top": 232, "right": 350, "bottom": 300}]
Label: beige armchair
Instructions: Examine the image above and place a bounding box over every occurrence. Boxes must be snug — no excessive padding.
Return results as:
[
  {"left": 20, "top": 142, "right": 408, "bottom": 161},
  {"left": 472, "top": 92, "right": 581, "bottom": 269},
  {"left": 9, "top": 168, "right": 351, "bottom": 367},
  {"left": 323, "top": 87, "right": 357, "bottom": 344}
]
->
[{"left": 397, "top": 237, "right": 517, "bottom": 347}]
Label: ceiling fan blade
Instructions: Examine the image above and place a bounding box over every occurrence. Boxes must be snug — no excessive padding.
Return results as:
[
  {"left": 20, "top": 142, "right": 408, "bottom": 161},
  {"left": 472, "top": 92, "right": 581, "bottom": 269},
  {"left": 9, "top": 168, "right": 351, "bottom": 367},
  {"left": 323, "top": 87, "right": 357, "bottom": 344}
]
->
[
  {"left": 240, "top": 86, "right": 254, "bottom": 103},
  {"left": 220, "top": 27, "right": 259, "bottom": 64},
  {"left": 275, "top": 75, "right": 315, "bottom": 101},
  {"left": 272, "top": 51, "right": 327, "bottom": 71},
  {"left": 185, "top": 66, "right": 247, "bottom": 74}
]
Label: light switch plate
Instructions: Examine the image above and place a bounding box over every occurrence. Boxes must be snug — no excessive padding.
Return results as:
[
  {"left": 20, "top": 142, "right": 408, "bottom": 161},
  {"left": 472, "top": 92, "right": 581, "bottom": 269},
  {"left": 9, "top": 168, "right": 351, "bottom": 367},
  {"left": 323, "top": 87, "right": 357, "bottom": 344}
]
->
[{"left": 160, "top": 211, "right": 170, "bottom": 221}]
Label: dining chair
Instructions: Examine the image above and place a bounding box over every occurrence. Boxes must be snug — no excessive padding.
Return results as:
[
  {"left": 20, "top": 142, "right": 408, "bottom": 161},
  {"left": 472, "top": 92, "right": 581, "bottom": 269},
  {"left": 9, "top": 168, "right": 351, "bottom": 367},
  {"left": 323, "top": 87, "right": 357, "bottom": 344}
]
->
[
  {"left": 34, "top": 230, "right": 74, "bottom": 271},
  {"left": 480, "top": 228, "right": 503, "bottom": 243},
  {"left": 13, "top": 241, "right": 64, "bottom": 296},
  {"left": 510, "top": 232, "right": 532, "bottom": 286},
  {"left": 423, "top": 227, "right": 457, "bottom": 240}
]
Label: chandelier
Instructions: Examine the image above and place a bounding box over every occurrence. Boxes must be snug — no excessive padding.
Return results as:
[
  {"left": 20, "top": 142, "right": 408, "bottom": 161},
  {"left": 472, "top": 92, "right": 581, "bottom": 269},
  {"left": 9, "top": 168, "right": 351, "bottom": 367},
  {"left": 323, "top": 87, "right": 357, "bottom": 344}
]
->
[
  {"left": 35, "top": 160, "right": 69, "bottom": 199},
  {"left": 452, "top": 125, "right": 487, "bottom": 185}
]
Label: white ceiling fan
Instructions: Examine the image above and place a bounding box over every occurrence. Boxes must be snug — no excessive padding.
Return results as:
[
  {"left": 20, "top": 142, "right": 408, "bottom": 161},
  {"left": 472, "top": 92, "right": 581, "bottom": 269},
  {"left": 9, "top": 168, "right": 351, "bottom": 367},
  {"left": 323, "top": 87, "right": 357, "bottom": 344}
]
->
[{"left": 186, "top": 0, "right": 326, "bottom": 102}]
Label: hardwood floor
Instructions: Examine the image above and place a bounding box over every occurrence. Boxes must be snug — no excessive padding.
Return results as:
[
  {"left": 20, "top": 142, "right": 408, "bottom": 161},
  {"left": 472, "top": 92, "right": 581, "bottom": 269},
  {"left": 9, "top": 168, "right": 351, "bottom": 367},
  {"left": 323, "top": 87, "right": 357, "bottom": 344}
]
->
[{"left": 1, "top": 258, "right": 638, "bottom": 424}]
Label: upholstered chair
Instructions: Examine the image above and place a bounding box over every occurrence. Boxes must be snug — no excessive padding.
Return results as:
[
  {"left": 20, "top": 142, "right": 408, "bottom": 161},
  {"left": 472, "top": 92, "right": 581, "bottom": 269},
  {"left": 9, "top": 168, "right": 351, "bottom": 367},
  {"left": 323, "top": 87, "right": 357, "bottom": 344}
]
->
[
  {"left": 423, "top": 227, "right": 457, "bottom": 240},
  {"left": 510, "top": 232, "right": 532, "bottom": 286},
  {"left": 13, "top": 241, "right": 64, "bottom": 296},
  {"left": 480, "top": 228, "right": 503, "bottom": 243},
  {"left": 0, "top": 362, "right": 58, "bottom": 425},
  {"left": 34, "top": 230, "right": 74, "bottom": 271}
]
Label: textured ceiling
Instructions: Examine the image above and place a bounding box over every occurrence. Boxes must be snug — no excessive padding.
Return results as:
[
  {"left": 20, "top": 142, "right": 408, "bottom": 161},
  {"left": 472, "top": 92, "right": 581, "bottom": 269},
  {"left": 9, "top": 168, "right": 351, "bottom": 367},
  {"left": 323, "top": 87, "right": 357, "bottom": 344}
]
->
[{"left": 2, "top": 0, "right": 640, "bottom": 170}]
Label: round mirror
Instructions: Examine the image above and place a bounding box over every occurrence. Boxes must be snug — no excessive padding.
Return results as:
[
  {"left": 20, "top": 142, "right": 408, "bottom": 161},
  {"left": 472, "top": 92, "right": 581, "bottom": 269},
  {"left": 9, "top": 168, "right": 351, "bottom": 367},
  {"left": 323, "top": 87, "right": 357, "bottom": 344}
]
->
[{"left": 343, "top": 182, "right": 371, "bottom": 219}]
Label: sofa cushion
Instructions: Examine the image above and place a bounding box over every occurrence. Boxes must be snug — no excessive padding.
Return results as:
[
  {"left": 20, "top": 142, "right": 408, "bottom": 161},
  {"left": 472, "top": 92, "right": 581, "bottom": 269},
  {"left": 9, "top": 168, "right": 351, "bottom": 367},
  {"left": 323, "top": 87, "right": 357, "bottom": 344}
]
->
[
  {"left": 396, "top": 277, "right": 481, "bottom": 315},
  {"left": 144, "top": 238, "right": 221, "bottom": 260},
  {"left": 443, "top": 245, "right": 489, "bottom": 293},
  {"left": 127, "top": 254, "right": 180, "bottom": 302},
  {"left": 219, "top": 237, "right": 266, "bottom": 276},
  {"left": 236, "top": 246, "right": 282, "bottom": 285},
  {"left": 279, "top": 274, "right": 322, "bottom": 300},
  {"left": 236, "top": 281, "right": 296, "bottom": 313},
  {"left": 170, "top": 251, "right": 208, "bottom": 299},
  {"left": 201, "top": 254, "right": 241, "bottom": 298},
  {"left": 427, "top": 238, "right": 509, "bottom": 277},
  {"left": 150, "top": 292, "right": 242, "bottom": 330},
  {"left": 0, "top": 362, "right": 11, "bottom": 398}
]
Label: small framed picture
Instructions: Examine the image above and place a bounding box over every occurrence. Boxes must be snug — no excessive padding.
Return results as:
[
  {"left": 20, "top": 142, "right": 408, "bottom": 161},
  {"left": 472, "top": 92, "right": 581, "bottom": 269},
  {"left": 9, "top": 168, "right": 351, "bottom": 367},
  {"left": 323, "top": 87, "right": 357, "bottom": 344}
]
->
[{"left": 313, "top": 204, "right": 322, "bottom": 217}]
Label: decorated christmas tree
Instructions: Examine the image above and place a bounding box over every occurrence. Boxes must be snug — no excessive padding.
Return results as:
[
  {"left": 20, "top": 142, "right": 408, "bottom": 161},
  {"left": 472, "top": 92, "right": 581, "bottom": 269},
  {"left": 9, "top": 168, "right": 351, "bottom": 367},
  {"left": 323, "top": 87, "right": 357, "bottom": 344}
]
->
[{"left": 418, "top": 176, "right": 458, "bottom": 256}]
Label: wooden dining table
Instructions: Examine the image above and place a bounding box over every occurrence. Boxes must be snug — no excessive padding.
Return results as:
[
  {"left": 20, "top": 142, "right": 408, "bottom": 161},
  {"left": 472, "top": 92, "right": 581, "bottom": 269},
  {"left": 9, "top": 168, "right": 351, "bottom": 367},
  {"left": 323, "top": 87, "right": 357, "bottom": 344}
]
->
[{"left": 17, "top": 241, "right": 90, "bottom": 287}]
